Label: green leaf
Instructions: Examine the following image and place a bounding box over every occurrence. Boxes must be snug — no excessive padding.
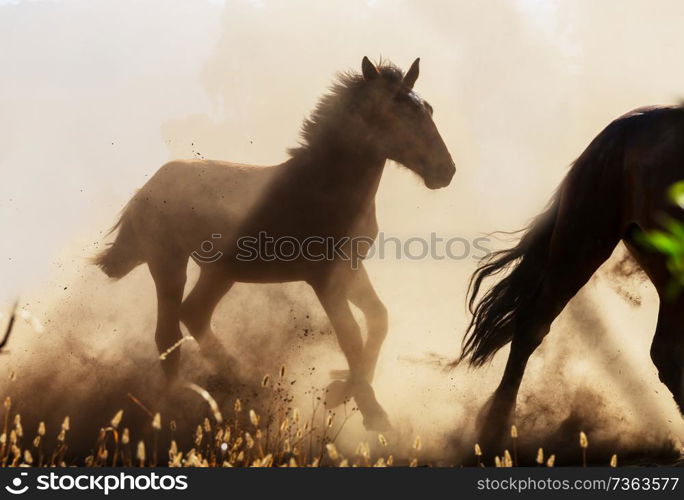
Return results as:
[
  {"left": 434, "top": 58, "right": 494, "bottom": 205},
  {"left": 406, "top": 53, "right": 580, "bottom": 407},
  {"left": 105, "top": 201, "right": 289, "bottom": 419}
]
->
[
  {"left": 643, "top": 231, "right": 681, "bottom": 256},
  {"left": 668, "top": 181, "right": 684, "bottom": 208}
]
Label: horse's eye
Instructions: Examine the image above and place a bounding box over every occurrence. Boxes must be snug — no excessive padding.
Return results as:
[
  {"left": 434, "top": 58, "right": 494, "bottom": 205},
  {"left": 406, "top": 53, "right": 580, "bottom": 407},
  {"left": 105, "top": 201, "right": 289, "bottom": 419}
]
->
[{"left": 425, "top": 102, "right": 434, "bottom": 116}]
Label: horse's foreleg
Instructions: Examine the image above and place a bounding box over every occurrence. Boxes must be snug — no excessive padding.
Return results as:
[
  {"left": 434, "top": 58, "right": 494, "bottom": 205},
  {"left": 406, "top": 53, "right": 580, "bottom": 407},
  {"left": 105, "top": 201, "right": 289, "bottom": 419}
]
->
[
  {"left": 650, "top": 298, "right": 684, "bottom": 413},
  {"left": 347, "top": 264, "right": 388, "bottom": 383},
  {"left": 149, "top": 257, "right": 187, "bottom": 383},
  {"left": 313, "top": 280, "right": 391, "bottom": 431},
  {"left": 627, "top": 236, "right": 684, "bottom": 414}
]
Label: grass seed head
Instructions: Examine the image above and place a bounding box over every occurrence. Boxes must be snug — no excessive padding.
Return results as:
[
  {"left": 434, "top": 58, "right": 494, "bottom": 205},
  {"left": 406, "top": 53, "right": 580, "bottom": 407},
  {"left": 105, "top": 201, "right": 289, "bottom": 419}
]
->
[
  {"left": 152, "top": 413, "right": 161, "bottom": 431},
  {"left": 261, "top": 454, "right": 273, "bottom": 467},
  {"left": 111, "top": 410, "right": 124, "bottom": 429},
  {"left": 245, "top": 432, "right": 254, "bottom": 449},
  {"left": 378, "top": 434, "right": 388, "bottom": 447},
  {"left": 136, "top": 441, "right": 146, "bottom": 463},
  {"left": 326, "top": 442, "right": 339, "bottom": 460},
  {"left": 249, "top": 409, "right": 260, "bottom": 428},
  {"left": 579, "top": 431, "right": 588, "bottom": 449}
]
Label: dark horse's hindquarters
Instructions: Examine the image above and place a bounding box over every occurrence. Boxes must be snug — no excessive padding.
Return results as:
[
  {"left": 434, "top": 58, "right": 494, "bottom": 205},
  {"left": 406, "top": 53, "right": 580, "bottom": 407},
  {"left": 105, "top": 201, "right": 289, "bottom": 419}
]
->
[
  {"left": 95, "top": 57, "right": 455, "bottom": 431},
  {"left": 463, "top": 105, "right": 684, "bottom": 453}
]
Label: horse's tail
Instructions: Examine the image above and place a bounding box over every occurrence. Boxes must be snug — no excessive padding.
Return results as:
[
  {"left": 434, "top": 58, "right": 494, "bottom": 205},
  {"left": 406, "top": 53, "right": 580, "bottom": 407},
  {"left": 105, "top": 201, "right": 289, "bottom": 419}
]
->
[
  {"left": 457, "top": 197, "right": 559, "bottom": 366},
  {"left": 458, "top": 113, "right": 633, "bottom": 367},
  {"left": 93, "top": 199, "right": 143, "bottom": 279}
]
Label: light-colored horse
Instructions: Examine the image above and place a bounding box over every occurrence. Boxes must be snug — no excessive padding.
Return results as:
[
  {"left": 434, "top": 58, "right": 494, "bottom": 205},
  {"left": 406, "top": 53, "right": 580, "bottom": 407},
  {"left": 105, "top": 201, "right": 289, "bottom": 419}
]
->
[{"left": 96, "top": 57, "right": 455, "bottom": 430}]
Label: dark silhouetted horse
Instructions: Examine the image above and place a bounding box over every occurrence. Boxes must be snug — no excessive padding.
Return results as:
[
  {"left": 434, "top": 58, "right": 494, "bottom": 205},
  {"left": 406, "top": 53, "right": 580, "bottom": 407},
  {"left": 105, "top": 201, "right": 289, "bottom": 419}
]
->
[{"left": 462, "top": 105, "right": 684, "bottom": 450}]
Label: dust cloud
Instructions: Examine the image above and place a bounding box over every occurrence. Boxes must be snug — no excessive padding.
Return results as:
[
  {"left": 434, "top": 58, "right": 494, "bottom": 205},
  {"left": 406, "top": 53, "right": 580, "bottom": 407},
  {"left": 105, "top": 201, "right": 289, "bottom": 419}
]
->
[{"left": 1, "top": 0, "right": 684, "bottom": 464}]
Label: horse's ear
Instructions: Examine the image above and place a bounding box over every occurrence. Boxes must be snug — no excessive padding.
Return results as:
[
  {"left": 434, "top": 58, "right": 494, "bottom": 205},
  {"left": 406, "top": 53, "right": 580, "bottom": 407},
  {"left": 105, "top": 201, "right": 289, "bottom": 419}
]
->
[
  {"left": 362, "top": 56, "right": 379, "bottom": 81},
  {"left": 403, "top": 58, "right": 420, "bottom": 89}
]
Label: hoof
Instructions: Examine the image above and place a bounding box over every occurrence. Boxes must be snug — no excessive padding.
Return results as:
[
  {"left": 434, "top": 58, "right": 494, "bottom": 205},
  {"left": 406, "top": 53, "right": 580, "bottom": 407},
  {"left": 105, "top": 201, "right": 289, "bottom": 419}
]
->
[
  {"left": 362, "top": 409, "right": 392, "bottom": 432},
  {"left": 473, "top": 397, "right": 514, "bottom": 457},
  {"left": 324, "top": 380, "right": 352, "bottom": 408}
]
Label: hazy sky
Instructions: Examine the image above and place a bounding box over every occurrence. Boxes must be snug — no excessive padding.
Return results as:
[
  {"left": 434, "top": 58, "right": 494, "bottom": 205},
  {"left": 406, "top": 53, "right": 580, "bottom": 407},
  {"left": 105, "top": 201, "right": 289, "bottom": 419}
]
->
[{"left": 3, "top": 0, "right": 684, "bottom": 298}]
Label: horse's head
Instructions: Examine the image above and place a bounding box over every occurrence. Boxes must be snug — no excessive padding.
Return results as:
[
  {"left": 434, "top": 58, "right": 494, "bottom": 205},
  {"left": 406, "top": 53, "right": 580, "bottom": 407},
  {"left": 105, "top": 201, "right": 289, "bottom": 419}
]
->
[{"left": 359, "top": 57, "right": 455, "bottom": 189}]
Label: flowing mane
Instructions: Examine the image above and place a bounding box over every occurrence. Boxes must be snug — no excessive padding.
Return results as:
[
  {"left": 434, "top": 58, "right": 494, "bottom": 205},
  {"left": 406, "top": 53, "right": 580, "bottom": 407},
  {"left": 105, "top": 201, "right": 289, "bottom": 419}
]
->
[{"left": 288, "top": 61, "right": 405, "bottom": 157}]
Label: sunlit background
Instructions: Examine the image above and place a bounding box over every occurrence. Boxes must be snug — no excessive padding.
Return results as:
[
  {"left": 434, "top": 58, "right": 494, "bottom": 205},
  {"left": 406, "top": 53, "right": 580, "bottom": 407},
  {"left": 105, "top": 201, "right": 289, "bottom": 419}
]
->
[{"left": 1, "top": 0, "right": 683, "bottom": 462}]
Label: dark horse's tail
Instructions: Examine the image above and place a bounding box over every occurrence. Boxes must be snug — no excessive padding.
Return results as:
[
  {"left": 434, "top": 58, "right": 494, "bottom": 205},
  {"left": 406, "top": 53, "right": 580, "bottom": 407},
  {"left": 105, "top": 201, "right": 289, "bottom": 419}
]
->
[
  {"left": 93, "top": 199, "right": 143, "bottom": 279},
  {"left": 459, "top": 114, "right": 632, "bottom": 366},
  {"left": 458, "top": 198, "right": 560, "bottom": 366}
]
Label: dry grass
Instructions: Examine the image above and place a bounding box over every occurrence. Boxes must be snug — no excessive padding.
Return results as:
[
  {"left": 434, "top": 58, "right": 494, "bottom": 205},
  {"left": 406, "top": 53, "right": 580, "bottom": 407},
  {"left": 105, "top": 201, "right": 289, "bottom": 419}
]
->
[{"left": 0, "top": 371, "right": 620, "bottom": 468}]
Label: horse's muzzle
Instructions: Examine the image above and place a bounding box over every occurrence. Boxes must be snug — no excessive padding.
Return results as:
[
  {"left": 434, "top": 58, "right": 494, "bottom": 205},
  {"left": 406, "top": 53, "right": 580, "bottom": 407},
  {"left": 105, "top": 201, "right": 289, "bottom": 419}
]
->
[{"left": 425, "top": 160, "right": 456, "bottom": 189}]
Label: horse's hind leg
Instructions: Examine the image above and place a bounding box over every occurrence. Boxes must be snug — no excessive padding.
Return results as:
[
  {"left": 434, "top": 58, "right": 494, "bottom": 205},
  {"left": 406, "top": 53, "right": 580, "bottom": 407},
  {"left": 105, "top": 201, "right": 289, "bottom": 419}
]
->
[
  {"left": 180, "top": 266, "right": 241, "bottom": 381},
  {"left": 148, "top": 254, "right": 187, "bottom": 382},
  {"left": 478, "top": 218, "right": 621, "bottom": 451}
]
